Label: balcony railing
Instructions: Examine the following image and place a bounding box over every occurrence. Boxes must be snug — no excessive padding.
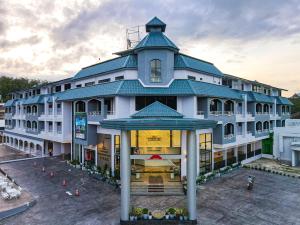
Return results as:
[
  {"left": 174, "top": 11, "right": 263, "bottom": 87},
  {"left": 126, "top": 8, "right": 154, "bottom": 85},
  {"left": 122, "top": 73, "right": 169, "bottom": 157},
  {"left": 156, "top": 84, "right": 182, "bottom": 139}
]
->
[
  {"left": 107, "top": 110, "right": 114, "bottom": 115},
  {"left": 57, "top": 129, "right": 62, "bottom": 134},
  {"left": 224, "top": 111, "right": 234, "bottom": 116},
  {"left": 210, "top": 111, "right": 222, "bottom": 116},
  {"left": 88, "top": 111, "right": 101, "bottom": 116},
  {"left": 247, "top": 112, "right": 253, "bottom": 116},
  {"left": 197, "top": 111, "right": 205, "bottom": 115},
  {"left": 224, "top": 134, "right": 234, "bottom": 140},
  {"left": 56, "top": 109, "right": 62, "bottom": 115}
]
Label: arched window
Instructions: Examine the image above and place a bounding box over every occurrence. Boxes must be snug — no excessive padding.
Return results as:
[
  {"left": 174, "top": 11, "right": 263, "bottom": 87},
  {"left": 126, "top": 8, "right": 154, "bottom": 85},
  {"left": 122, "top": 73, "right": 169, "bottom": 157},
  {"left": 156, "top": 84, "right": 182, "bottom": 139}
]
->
[
  {"left": 256, "top": 121, "right": 262, "bottom": 132},
  {"left": 263, "top": 121, "right": 269, "bottom": 131},
  {"left": 282, "top": 120, "right": 285, "bottom": 127},
  {"left": 210, "top": 99, "right": 222, "bottom": 115},
  {"left": 32, "top": 121, "right": 37, "bottom": 130},
  {"left": 224, "top": 100, "right": 234, "bottom": 115},
  {"left": 32, "top": 105, "right": 38, "bottom": 114},
  {"left": 263, "top": 104, "right": 269, "bottom": 113},
  {"left": 286, "top": 106, "right": 290, "bottom": 113},
  {"left": 150, "top": 59, "right": 161, "bottom": 82},
  {"left": 27, "top": 121, "right": 31, "bottom": 129},
  {"left": 88, "top": 99, "right": 102, "bottom": 115},
  {"left": 30, "top": 143, "right": 34, "bottom": 150},
  {"left": 75, "top": 101, "right": 86, "bottom": 113},
  {"left": 224, "top": 123, "right": 234, "bottom": 139},
  {"left": 256, "top": 103, "right": 262, "bottom": 114},
  {"left": 26, "top": 106, "right": 31, "bottom": 114}
]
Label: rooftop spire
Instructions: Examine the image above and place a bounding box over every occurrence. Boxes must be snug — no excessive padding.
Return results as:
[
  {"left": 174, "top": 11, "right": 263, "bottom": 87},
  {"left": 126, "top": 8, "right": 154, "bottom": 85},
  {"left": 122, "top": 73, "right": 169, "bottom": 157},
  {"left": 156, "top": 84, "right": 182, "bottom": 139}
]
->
[{"left": 145, "top": 17, "right": 166, "bottom": 33}]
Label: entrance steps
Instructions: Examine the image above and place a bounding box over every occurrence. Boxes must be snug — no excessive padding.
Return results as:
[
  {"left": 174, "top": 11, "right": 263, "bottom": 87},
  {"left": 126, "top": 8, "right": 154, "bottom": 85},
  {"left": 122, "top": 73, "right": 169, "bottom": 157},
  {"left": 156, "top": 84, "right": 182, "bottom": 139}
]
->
[{"left": 131, "top": 184, "right": 184, "bottom": 196}]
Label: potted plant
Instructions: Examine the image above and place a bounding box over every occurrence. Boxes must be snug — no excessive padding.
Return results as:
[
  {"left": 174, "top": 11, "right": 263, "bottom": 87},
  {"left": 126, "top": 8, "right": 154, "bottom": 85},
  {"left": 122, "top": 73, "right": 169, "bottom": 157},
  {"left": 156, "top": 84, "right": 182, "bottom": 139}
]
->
[
  {"left": 168, "top": 208, "right": 176, "bottom": 219},
  {"left": 182, "top": 208, "right": 189, "bottom": 220},
  {"left": 165, "top": 212, "right": 170, "bottom": 220},
  {"left": 142, "top": 208, "right": 148, "bottom": 219},
  {"left": 148, "top": 211, "right": 152, "bottom": 220},
  {"left": 129, "top": 212, "right": 135, "bottom": 221}
]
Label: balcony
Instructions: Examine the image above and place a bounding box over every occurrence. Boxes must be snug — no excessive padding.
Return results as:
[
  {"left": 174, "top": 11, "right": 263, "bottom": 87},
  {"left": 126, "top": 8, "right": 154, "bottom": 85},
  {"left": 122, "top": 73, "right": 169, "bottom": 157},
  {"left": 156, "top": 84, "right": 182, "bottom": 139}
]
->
[
  {"left": 224, "top": 134, "right": 234, "bottom": 140},
  {"left": 224, "top": 111, "right": 234, "bottom": 116},
  {"left": 87, "top": 111, "right": 105, "bottom": 122},
  {"left": 26, "top": 128, "right": 39, "bottom": 134},
  {"left": 210, "top": 111, "right": 222, "bottom": 116}
]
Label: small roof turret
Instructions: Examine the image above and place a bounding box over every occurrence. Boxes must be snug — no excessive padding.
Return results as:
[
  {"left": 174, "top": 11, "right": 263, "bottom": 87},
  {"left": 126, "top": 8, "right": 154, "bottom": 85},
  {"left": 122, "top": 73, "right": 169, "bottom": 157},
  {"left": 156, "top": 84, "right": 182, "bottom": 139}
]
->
[{"left": 146, "top": 17, "right": 166, "bottom": 32}]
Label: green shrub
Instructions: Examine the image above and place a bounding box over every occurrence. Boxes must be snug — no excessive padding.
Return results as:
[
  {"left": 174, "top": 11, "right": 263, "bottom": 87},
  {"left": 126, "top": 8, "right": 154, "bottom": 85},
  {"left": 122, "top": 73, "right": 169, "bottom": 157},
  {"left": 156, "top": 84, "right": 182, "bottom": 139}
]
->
[
  {"left": 168, "top": 208, "right": 176, "bottom": 215},
  {"left": 142, "top": 208, "right": 148, "bottom": 214}
]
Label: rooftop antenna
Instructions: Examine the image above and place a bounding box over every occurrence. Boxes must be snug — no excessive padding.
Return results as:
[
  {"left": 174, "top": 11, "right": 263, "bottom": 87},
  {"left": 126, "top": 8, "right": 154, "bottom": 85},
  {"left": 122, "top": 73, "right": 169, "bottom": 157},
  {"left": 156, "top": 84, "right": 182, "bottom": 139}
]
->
[{"left": 126, "top": 25, "right": 142, "bottom": 49}]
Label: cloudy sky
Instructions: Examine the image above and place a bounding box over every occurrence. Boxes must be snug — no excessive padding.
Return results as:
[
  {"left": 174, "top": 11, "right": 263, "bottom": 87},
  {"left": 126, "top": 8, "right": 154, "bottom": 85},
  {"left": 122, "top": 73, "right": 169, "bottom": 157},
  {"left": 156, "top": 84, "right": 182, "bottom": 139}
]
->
[{"left": 1, "top": 0, "right": 300, "bottom": 96}]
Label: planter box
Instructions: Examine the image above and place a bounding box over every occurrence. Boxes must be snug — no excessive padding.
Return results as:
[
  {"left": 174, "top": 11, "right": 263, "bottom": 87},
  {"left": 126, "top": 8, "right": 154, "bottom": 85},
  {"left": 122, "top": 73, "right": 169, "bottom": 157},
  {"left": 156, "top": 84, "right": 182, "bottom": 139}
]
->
[{"left": 120, "top": 220, "right": 197, "bottom": 225}]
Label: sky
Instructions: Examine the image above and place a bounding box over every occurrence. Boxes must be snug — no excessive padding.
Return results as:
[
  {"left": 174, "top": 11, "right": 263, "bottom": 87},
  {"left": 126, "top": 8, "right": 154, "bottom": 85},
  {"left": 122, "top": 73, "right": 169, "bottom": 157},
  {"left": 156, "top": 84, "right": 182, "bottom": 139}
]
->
[{"left": 0, "top": 0, "right": 300, "bottom": 97}]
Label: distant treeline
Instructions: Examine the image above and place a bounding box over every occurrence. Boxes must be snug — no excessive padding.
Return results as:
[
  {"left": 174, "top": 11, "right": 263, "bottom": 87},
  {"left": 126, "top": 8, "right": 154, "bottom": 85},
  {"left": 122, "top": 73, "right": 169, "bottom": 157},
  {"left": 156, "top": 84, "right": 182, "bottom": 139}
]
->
[
  {"left": 0, "top": 76, "right": 47, "bottom": 102},
  {"left": 290, "top": 98, "right": 300, "bottom": 119}
]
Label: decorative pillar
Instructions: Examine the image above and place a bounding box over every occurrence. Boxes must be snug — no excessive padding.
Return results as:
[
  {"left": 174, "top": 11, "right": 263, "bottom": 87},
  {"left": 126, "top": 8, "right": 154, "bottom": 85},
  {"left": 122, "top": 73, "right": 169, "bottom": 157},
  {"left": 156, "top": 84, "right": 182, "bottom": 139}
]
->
[
  {"left": 120, "top": 130, "right": 131, "bottom": 221},
  {"left": 291, "top": 150, "right": 296, "bottom": 167},
  {"left": 187, "top": 130, "right": 197, "bottom": 221}
]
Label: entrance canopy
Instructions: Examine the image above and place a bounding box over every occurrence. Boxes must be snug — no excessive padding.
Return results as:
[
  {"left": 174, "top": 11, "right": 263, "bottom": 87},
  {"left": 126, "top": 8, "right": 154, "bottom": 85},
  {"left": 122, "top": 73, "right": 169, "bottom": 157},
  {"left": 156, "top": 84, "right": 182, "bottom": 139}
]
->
[{"left": 100, "top": 101, "right": 217, "bottom": 130}]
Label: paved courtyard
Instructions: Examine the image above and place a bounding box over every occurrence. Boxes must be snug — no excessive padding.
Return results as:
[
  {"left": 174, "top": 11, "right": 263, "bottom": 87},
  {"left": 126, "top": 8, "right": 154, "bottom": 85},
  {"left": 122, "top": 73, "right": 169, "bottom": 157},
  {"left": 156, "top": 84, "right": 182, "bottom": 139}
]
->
[{"left": 0, "top": 153, "right": 300, "bottom": 224}]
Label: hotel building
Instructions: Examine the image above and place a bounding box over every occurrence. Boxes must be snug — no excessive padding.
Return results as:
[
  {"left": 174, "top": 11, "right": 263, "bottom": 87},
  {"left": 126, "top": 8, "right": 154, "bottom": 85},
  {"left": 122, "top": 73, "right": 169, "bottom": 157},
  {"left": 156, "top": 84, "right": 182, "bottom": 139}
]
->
[{"left": 3, "top": 17, "right": 293, "bottom": 221}]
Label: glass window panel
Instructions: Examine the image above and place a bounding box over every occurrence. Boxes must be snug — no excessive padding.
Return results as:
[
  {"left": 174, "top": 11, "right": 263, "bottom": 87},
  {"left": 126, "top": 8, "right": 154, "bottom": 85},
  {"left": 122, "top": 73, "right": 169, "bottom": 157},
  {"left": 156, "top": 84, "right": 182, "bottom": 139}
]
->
[
  {"left": 172, "top": 130, "right": 181, "bottom": 147},
  {"left": 206, "top": 133, "right": 212, "bottom": 142},
  {"left": 200, "top": 133, "right": 205, "bottom": 143},
  {"left": 131, "top": 130, "right": 137, "bottom": 148}
]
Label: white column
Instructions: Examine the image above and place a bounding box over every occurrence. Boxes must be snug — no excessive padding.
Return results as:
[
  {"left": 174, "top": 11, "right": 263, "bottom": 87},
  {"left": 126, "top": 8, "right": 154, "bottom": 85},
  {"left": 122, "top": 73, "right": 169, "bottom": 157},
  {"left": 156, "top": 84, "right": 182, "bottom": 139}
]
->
[
  {"left": 292, "top": 150, "right": 296, "bottom": 167},
  {"left": 120, "top": 130, "right": 131, "bottom": 221},
  {"left": 187, "top": 130, "right": 197, "bottom": 221}
]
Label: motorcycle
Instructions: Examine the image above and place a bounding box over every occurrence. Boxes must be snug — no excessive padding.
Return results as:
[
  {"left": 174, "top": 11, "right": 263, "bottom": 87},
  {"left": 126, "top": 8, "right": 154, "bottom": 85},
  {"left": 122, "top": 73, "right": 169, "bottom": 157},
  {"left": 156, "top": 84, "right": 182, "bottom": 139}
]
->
[{"left": 247, "top": 175, "right": 255, "bottom": 190}]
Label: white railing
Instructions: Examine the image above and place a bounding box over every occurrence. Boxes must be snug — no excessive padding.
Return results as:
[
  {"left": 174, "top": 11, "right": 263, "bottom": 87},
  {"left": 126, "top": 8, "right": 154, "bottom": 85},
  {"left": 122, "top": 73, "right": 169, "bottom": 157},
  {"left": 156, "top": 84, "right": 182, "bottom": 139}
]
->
[
  {"left": 224, "top": 111, "right": 234, "bottom": 116},
  {"left": 57, "top": 109, "right": 62, "bottom": 115},
  {"left": 197, "top": 111, "right": 205, "bottom": 115},
  {"left": 88, "top": 111, "right": 101, "bottom": 116},
  {"left": 247, "top": 112, "right": 253, "bottom": 116},
  {"left": 57, "top": 129, "right": 62, "bottom": 134},
  {"left": 210, "top": 111, "right": 222, "bottom": 116},
  {"left": 224, "top": 134, "right": 234, "bottom": 139}
]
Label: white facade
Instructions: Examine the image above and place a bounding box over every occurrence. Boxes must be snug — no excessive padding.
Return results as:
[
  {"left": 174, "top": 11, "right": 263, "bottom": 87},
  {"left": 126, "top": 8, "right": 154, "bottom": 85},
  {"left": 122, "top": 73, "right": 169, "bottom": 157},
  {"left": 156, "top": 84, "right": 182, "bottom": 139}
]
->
[{"left": 273, "top": 119, "right": 300, "bottom": 166}]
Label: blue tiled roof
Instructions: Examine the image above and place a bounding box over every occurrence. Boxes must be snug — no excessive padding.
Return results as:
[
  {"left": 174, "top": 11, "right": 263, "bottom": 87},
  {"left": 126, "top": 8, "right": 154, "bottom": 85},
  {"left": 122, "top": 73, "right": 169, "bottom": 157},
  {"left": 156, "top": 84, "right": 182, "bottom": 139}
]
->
[
  {"left": 118, "top": 79, "right": 194, "bottom": 96},
  {"left": 132, "top": 101, "right": 183, "bottom": 118},
  {"left": 134, "top": 32, "right": 178, "bottom": 51},
  {"left": 4, "top": 99, "right": 15, "bottom": 107},
  {"left": 174, "top": 54, "right": 223, "bottom": 77},
  {"left": 276, "top": 96, "right": 293, "bottom": 105},
  {"left": 247, "top": 92, "right": 274, "bottom": 104},
  {"left": 73, "top": 55, "right": 137, "bottom": 80},
  {"left": 57, "top": 79, "right": 243, "bottom": 101},
  {"left": 23, "top": 95, "right": 43, "bottom": 105},
  {"left": 188, "top": 80, "right": 242, "bottom": 100},
  {"left": 57, "top": 81, "right": 123, "bottom": 101}
]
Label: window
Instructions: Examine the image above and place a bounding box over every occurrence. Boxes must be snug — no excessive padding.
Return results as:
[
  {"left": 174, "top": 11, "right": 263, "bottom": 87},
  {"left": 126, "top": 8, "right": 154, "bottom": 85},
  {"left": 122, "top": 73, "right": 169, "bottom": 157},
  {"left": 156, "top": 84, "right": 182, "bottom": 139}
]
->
[
  {"left": 114, "top": 135, "right": 120, "bottom": 172},
  {"left": 224, "top": 100, "right": 234, "bottom": 114},
  {"left": 150, "top": 59, "right": 161, "bottom": 82},
  {"left": 256, "top": 121, "right": 262, "bottom": 132},
  {"left": 224, "top": 123, "right": 234, "bottom": 137},
  {"left": 135, "top": 96, "right": 177, "bottom": 111},
  {"left": 36, "top": 89, "right": 40, "bottom": 95},
  {"left": 76, "top": 84, "right": 82, "bottom": 88},
  {"left": 55, "top": 85, "right": 61, "bottom": 92},
  {"left": 210, "top": 99, "right": 222, "bottom": 114},
  {"left": 187, "top": 75, "right": 196, "bottom": 80},
  {"left": 115, "top": 76, "right": 124, "bottom": 81},
  {"left": 64, "top": 83, "right": 71, "bottom": 90},
  {"left": 98, "top": 78, "right": 111, "bottom": 84},
  {"left": 85, "top": 82, "right": 95, "bottom": 87},
  {"left": 130, "top": 130, "right": 181, "bottom": 155},
  {"left": 199, "top": 133, "right": 212, "bottom": 174},
  {"left": 75, "top": 101, "right": 86, "bottom": 113},
  {"left": 104, "top": 98, "right": 114, "bottom": 114}
]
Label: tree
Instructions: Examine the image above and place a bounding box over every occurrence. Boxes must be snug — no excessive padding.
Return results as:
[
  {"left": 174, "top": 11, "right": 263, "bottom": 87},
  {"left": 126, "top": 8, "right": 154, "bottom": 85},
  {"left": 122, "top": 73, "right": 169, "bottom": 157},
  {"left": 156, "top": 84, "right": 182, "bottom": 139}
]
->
[{"left": 0, "top": 76, "right": 47, "bottom": 102}]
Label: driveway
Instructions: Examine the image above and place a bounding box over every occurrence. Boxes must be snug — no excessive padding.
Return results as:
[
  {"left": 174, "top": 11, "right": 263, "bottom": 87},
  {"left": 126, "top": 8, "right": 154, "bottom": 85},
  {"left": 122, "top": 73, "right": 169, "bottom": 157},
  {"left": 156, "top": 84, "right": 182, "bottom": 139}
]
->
[{"left": 0, "top": 156, "right": 300, "bottom": 225}]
